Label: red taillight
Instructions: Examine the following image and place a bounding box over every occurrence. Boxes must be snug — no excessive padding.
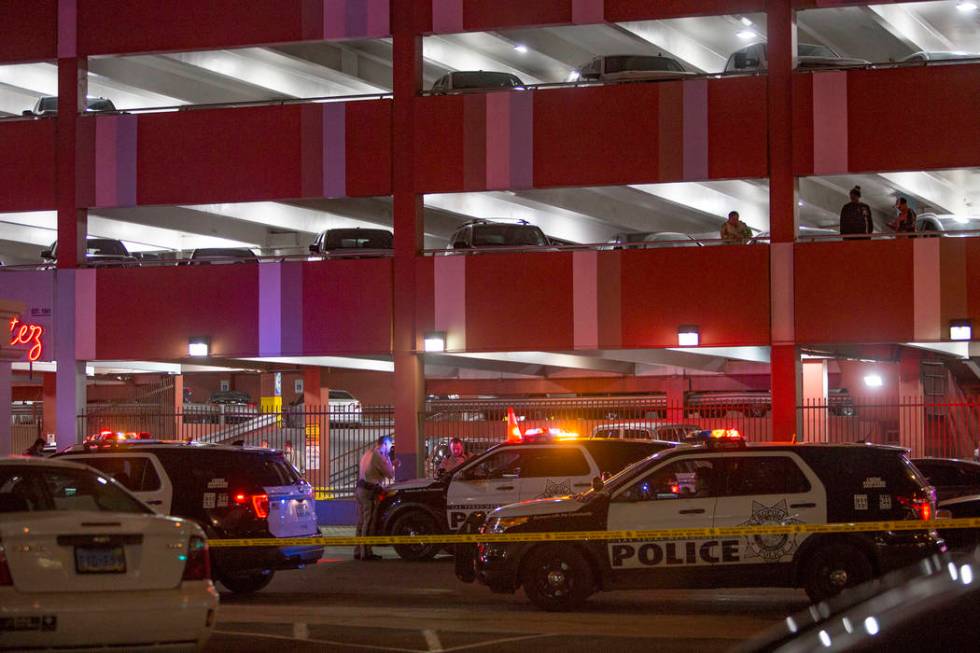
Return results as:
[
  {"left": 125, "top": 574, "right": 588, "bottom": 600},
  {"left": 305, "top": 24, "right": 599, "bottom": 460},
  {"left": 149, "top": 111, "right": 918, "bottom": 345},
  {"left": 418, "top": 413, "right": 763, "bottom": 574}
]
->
[
  {"left": 898, "top": 495, "right": 933, "bottom": 521},
  {"left": 251, "top": 494, "right": 270, "bottom": 519},
  {"left": 181, "top": 535, "right": 210, "bottom": 581}
]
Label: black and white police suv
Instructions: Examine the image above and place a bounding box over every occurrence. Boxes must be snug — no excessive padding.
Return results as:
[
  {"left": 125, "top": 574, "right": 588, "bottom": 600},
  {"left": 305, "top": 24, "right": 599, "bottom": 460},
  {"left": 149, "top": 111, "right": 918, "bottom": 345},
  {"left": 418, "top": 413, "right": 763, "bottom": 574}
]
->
[
  {"left": 461, "top": 432, "right": 945, "bottom": 610},
  {"left": 56, "top": 441, "right": 322, "bottom": 593},
  {"left": 375, "top": 437, "right": 676, "bottom": 560}
]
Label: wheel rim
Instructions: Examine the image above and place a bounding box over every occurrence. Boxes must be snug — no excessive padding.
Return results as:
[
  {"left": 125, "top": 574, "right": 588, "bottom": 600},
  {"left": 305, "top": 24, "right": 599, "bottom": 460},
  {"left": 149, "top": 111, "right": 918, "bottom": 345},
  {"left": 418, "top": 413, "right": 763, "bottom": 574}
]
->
[
  {"left": 536, "top": 557, "right": 573, "bottom": 599},
  {"left": 828, "top": 568, "right": 849, "bottom": 587},
  {"left": 397, "top": 518, "right": 432, "bottom": 554}
]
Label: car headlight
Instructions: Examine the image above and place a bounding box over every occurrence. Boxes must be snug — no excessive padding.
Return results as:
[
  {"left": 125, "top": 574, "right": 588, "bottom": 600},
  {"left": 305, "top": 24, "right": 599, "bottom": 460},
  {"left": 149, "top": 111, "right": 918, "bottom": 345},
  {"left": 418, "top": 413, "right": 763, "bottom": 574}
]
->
[{"left": 486, "top": 516, "right": 530, "bottom": 534}]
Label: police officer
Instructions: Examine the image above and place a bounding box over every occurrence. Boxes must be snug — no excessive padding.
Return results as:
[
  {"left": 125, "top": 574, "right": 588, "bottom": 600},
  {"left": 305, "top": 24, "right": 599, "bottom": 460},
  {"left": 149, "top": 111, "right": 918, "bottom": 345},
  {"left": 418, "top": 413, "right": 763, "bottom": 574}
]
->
[
  {"left": 839, "top": 185, "right": 874, "bottom": 237},
  {"left": 355, "top": 435, "right": 397, "bottom": 560}
]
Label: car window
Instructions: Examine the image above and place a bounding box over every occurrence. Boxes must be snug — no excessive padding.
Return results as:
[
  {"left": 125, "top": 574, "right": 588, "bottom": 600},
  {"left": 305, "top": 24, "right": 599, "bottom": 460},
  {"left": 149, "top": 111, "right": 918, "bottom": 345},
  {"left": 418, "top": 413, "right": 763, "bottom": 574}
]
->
[
  {"left": 603, "top": 55, "right": 684, "bottom": 74},
  {"left": 915, "top": 462, "right": 961, "bottom": 486},
  {"left": 38, "top": 97, "right": 59, "bottom": 112},
  {"left": 623, "top": 429, "right": 651, "bottom": 440},
  {"left": 36, "top": 467, "right": 151, "bottom": 514},
  {"left": 87, "top": 239, "right": 128, "bottom": 256},
  {"left": 521, "top": 448, "right": 591, "bottom": 478},
  {"left": 78, "top": 457, "right": 161, "bottom": 492},
  {"left": 471, "top": 225, "right": 547, "bottom": 246},
  {"left": 0, "top": 468, "right": 48, "bottom": 512},
  {"left": 619, "top": 457, "right": 719, "bottom": 502},
  {"left": 593, "top": 428, "right": 621, "bottom": 439},
  {"left": 798, "top": 43, "right": 836, "bottom": 58},
  {"left": 450, "top": 71, "right": 521, "bottom": 89},
  {"left": 466, "top": 450, "right": 524, "bottom": 480},
  {"left": 329, "top": 390, "right": 354, "bottom": 400},
  {"left": 583, "top": 442, "right": 666, "bottom": 476},
  {"left": 723, "top": 456, "right": 811, "bottom": 496}
]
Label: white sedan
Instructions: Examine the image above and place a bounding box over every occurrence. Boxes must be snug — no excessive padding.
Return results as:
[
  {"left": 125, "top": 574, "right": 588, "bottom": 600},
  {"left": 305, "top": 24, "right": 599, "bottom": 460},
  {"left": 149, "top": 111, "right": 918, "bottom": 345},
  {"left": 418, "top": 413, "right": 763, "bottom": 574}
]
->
[{"left": 0, "top": 457, "right": 218, "bottom": 651}]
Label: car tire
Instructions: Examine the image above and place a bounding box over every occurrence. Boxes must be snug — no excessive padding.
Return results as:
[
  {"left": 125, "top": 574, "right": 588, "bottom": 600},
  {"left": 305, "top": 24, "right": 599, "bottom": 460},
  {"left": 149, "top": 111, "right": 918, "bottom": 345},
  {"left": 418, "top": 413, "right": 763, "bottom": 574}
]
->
[
  {"left": 219, "top": 569, "right": 275, "bottom": 594},
  {"left": 801, "top": 543, "right": 873, "bottom": 603},
  {"left": 391, "top": 510, "right": 441, "bottom": 561},
  {"left": 520, "top": 544, "right": 594, "bottom": 612}
]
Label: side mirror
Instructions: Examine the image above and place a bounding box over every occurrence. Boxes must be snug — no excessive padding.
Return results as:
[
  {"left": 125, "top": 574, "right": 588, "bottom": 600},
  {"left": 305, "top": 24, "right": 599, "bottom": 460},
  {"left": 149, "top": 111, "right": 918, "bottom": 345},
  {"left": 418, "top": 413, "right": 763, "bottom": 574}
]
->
[
  {"left": 591, "top": 476, "right": 604, "bottom": 492},
  {"left": 40, "top": 249, "right": 52, "bottom": 259}
]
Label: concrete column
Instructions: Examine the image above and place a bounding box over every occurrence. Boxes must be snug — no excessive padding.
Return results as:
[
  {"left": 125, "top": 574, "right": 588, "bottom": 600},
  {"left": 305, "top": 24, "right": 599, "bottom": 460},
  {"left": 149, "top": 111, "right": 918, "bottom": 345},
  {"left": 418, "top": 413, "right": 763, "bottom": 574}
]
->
[
  {"left": 802, "top": 360, "right": 829, "bottom": 442},
  {"left": 391, "top": 1, "right": 425, "bottom": 480},
  {"left": 898, "top": 352, "right": 925, "bottom": 455},
  {"left": 56, "top": 1, "right": 87, "bottom": 269},
  {"left": 43, "top": 372, "right": 57, "bottom": 440},
  {"left": 664, "top": 376, "right": 686, "bottom": 423},
  {"left": 771, "top": 345, "right": 802, "bottom": 441},
  {"left": 0, "top": 362, "right": 12, "bottom": 456},
  {"left": 55, "top": 271, "right": 86, "bottom": 448}
]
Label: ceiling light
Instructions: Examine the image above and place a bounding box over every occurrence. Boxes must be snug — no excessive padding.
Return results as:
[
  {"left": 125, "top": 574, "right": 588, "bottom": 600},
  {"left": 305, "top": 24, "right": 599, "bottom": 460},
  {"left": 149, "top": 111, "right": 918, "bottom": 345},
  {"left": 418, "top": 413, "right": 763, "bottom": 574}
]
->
[
  {"left": 737, "top": 30, "right": 757, "bottom": 41},
  {"left": 677, "top": 325, "right": 700, "bottom": 347},
  {"left": 863, "top": 374, "right": 883, "bottom": 388},
  {"left": 423, "top": 331, "right": 447, "bottom": 353},
  {"left": 188, "top": 336, "right": 210, "bottom": 357},
  {"left": 514, "top": 44, "right": 528, "bottom": 54},
  {"left": 957, "top": 2, "right": 977, "bottom": 13},
  {"left": 950, "top": 319, "right": 972, "bottom": 341},
  {"left": 739, "top": 16, "right": 753, "bottom": 27}
]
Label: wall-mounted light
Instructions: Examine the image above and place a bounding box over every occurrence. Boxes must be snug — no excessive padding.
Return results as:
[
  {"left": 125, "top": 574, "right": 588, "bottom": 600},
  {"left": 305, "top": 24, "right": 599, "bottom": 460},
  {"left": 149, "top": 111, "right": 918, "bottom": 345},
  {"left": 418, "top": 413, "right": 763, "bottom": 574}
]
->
[
  {"left": 677, "top": 325, "right": 700, "bottom": 347},
  {"left": 423, "top": 331, "right": 447, "bottom": 353},
  {"left": 950, "top": 319, "right": 973, "bottom": 341},
  {"left": 188, "top": 336, "right": 210, "bottom": 357},
  {"left": 863, "top": 374, "right": 884, "bottom": 388}
]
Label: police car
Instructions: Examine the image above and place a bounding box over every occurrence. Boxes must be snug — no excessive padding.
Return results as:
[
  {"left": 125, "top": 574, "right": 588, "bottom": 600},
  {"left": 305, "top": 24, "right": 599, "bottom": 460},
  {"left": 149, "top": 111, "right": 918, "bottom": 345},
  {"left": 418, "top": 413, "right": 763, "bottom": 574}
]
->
[
  {"left": 375, "top": 435, "right": 676, "bottom": 560},
  {"left": 462, "top": 431, "right": 944, "bottom": 610},
  {"left": 56, "top": 441, "right": 322, "bottom": 593}
]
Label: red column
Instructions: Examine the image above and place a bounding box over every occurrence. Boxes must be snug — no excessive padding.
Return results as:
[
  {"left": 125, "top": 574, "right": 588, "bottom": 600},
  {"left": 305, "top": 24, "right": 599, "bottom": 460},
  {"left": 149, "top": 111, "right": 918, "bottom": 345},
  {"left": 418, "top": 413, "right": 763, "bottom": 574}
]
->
[
  {"left": 391, "top": 1, "right": 425, "bottom": 480},
  {"left": 56, "top": 0, "right": 87, "bottom": 269},
  {"left": 664, "top": 376, "right": 686, "bottom": 423},
  {"left": 767, "top": 0, "right": 801, "bottom": 440}
]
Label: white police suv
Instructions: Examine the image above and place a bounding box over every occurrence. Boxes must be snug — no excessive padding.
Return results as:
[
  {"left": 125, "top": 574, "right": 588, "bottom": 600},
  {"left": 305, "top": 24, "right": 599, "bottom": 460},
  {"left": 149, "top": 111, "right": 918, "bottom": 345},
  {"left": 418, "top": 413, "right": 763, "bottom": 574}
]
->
[
  {"left": 461, "top": 432, "right": 944, "bottom": 610},
  {"left": 375, "top": 437, "right": 676, "bottom": 560}
]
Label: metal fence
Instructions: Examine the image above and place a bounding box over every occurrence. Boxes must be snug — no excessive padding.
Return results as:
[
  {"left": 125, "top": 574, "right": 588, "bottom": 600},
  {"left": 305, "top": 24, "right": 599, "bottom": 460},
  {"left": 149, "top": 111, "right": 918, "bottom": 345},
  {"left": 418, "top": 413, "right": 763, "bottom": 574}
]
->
[
  {"left": 76, "top": 405, "right": 393, "bottom": 498},
  {"left": 798, "top": 398, "right": 979, "bottom": 459}
]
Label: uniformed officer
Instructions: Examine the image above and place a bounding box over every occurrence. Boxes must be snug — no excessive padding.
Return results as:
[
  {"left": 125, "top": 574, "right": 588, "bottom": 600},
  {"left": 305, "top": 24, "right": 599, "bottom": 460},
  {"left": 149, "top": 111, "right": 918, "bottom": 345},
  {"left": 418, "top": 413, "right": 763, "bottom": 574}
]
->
[{"left": 355, "top": 435, "right": 397, "bottom": 560}]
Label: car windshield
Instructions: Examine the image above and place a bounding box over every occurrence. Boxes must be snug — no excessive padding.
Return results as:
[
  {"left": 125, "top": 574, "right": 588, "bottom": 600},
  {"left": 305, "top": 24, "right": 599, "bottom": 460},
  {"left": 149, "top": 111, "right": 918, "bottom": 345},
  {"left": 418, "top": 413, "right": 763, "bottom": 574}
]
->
[
  {"left": 38, "top": 97, "right": 59, "bottom": 112},
  {"left": 471, "top": 225, "right": 547, "bottom": 246},
  {"left": 87, "top": 239, "right": 129, "bottom": 256},
  {"left": 604, "top": 55, "right": 684, "bottom": 73},
  {"left": 798, "top": 44, "right": 837, "bottom": 58},
  {"left": 576, "top": 449, "right": 672, "bottom": 500},
  {"left": 451, "top": 72, "right": 522, "bottom": 89},
  {"left": 86, "top": 99, "right": 116, "bottom": 112},
  {"left": 0, "top": 465, "right": 151, "bottom": 514},
  {"left": 323, "top": 230, "right": 393, "bottom": 249},
  {"left": 192, "top": 248, "right": 256, "bottom": 259}
]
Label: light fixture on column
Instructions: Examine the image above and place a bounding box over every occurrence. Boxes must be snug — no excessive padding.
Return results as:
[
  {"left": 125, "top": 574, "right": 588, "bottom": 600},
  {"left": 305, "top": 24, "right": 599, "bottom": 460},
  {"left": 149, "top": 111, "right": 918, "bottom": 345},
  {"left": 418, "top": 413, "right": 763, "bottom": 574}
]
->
[
  {"left": 423, "top": 331, "right": 447, "bottom": 353},
  {"left": 188, "top": 336, "right": 210, "bottom": 357},
  {"left": 863, "top": 374, "right": 883, "bottom": 388},
  {"left": 677, "top": 325, "right": 700, "bottom": 347},
  {"left": 949, "top": 319, "right": 973, "bottom": 341}
]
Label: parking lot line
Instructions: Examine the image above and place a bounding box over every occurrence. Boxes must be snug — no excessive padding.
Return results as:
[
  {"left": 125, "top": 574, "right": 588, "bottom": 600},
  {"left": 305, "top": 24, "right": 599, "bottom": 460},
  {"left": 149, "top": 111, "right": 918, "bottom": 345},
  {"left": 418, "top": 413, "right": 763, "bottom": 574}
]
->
[{"left": 212, "top": 629, "right": 424, "bottom": 653}]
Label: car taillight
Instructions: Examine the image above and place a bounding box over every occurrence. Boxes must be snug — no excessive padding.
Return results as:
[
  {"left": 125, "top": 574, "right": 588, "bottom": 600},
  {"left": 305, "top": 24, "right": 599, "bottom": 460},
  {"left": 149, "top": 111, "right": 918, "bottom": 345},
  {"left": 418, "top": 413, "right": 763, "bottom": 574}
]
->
[
  {"left": 232, "top": 492, "right": 270, "bottom": 519},
  {"left": 898, "top": 494, "right": 933, "bottom": 521},
  {"left": 181, "top": 535, "right": 210, "bottom": 581},
  {"left": 0, "top": 544, "right": 13, "bottom": 586}
]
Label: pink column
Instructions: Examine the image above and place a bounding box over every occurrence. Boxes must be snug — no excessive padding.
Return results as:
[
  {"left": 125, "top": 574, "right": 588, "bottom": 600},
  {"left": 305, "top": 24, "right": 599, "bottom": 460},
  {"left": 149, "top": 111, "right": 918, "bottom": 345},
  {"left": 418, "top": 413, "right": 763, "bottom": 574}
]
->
[
  {"left": 802, "top": 360, "right": 829, "bottom": 442},
  {"left": 898, "top": 352, "right": 925, "bottom": 456}
]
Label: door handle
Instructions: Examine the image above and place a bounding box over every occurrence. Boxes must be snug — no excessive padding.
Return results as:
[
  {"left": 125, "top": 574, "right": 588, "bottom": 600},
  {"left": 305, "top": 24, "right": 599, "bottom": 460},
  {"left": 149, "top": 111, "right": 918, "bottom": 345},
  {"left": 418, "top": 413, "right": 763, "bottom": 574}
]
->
[
  {"left": 679, "top": 508, "right": 705, "bottom": 515},
  {"left": 495, "top": 486, "right": 515, "bottom": 491},
  {"left": 790, "top": 502, "right": 816, "bottom": 509}
]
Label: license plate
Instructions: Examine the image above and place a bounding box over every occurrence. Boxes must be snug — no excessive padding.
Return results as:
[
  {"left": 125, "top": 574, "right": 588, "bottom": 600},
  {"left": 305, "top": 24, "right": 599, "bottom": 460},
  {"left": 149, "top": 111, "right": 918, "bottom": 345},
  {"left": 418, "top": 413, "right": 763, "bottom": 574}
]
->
[
  {"left": 75, "top": 546, "right": 126, "bottom": 574},
  {"left": 295, "top": 501, "right": 310, "bottom": 517}
]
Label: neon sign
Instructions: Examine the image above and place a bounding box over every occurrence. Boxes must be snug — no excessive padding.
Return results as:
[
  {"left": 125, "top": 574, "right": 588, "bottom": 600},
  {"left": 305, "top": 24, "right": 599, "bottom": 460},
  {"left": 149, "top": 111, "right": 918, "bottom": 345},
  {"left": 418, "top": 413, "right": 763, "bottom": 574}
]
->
[{"left": 9, "top": 317, "right": 44, "bottom": 362}]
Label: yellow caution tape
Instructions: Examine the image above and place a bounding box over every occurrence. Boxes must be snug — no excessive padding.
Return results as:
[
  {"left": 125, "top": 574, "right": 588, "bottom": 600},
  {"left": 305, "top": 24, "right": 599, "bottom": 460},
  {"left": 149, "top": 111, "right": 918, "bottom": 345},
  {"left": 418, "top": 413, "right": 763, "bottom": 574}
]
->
[{"left": 207, "top": 516, "right": 980, "bottom": 548}]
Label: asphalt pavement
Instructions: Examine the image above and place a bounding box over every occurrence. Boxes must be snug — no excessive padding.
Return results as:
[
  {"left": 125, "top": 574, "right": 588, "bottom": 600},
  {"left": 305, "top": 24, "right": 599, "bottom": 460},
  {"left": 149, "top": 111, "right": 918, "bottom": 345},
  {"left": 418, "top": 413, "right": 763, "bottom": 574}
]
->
[{"left": 207, "top": 544, "right": 808, "bottom": 653}]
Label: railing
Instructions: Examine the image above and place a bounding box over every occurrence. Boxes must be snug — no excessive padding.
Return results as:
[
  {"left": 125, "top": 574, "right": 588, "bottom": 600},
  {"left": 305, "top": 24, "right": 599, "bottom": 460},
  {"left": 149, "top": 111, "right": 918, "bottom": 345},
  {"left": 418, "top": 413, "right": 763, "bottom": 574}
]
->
[
  {"left": 12, "top": 402, "right": 43, "bottom": 453},
  {"left": 798, "top": 399, "right": 979, "bottom": 459},
  {"left": 76, "top": 405, "right": 393, "bottom": 498}
]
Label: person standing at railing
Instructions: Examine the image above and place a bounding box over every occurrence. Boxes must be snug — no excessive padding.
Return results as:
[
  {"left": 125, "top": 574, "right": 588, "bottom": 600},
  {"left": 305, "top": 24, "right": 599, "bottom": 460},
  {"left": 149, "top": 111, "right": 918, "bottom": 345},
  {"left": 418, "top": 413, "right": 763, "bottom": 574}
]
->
[
  {"left": 355, "top": 435, "right": 398, "bottom": 561},
  {"left": 887, "top": 197, "right": 917, "bottom": 235},
  {"left": 284, "top": 439, "right": 304, "bottom": 473},
  {"left": 839, "top": 185, "right": 874, "bottom": 238},
  {"left": 720, "top": 210, "right": 752, "bottom": 244}
]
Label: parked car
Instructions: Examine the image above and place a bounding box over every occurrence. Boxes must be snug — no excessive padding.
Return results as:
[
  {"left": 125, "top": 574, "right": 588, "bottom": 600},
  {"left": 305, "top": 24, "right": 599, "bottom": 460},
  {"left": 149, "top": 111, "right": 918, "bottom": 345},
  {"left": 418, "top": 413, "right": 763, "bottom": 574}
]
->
[
  {"left": 725, "top": 42, "right": 869, "bottom": 72},
  {"left": 574, "top": 54, "right": 693, "bottom": 83},
  {"left": 41, "top": 238, "right": 137, "bottom": 267},
  {"left": 22, "top": 96, "right": 117, "bottom": 117},
  {"left": 448, "top": 219, "right": 551, "bottom": 250},
  {"left": 911, "top": 457, "right": 980, "bottom": 550},
  {"left": 328, "top": 389, "right": 362, "bottom": 426},
  {"left": 915, "top": 212, "right": 980, "bottom": 235},
  {"left": 309, "top": 228, "right": 393, "bottom": 257},
  {"left": 591, "top": 422, "right": 701, "bottom": 441},
  {"left": 607, "top": 232, "right": 703, "bottom": 248},
  {"left": 0, "top": 457, "right": 217, "bottom": 649},
  {"left": 900, "top": 50, "right": 980, "bottom": 64},
  {"left": 685, "top": 389, "right": 856, "bottom": 418},
  {"left": 57, "top": 441, "right": 322, "bottom": 594},
  {"left": 188, "top": 247, "right": 259, "bottom": 264},
  {"left": 431, "top": 71, "right": 524, "bottom": 94},
  {"left": 737, "top": 547, "right": 979, "bottom": 652},
  {"left": 209, "top": 390, "right": 253, "bottom": 406}
]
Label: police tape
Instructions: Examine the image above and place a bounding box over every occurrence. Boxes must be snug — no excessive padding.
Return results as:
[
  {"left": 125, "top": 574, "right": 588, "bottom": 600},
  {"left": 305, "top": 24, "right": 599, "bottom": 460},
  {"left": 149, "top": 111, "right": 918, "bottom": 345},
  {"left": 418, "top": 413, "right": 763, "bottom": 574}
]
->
[{"left": 206, "top": 516, "right": 980, "bottom": 548}]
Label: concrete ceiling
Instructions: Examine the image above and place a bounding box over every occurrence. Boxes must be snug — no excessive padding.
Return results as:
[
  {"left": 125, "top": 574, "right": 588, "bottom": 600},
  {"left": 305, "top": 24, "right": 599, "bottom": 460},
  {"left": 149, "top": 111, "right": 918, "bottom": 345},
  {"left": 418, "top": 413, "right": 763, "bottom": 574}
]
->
[{"left": 0, "top": 2, "right": 978, "bottom": 264}]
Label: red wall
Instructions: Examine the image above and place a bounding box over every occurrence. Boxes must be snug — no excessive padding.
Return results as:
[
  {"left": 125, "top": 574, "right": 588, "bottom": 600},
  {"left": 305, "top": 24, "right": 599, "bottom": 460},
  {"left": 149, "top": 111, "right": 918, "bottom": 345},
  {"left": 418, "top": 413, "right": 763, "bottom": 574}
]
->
[
  {"left": 301, "top": 259, "right": 393, "bottom": 354},
  {"left": 0, "top": 120, "right": 57, "bottom": 211},
  {"left": 0, "top": 1, "right": 56, "bottom": 63},
  {"left": 965, "top": 239, "right": 980, "bottom": 327},
  {"left": 95, "top": 265, "right": 260, "bottom": 360},
  {"left": 794, "top": 64, "right": 980, "bottom": 175},
  {"left": 795, "top": 240, "right": 915, "bottom": 343},
  {"left": 619, "top": 246, "right": 771, "bottom": 348}
]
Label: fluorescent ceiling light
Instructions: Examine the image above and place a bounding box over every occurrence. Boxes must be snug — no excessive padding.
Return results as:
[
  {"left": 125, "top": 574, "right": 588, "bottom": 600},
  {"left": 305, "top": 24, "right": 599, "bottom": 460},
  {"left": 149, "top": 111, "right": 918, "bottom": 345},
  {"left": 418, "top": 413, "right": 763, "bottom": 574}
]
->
[
  {"left": 957, "top": 2, "right": 977, "bottom": 14},
  {"left": 739, "top": 17, "right": 753, "bottom": 27},
  {"left": 737, "top": 30, "right": 757, "bottom": 41}
]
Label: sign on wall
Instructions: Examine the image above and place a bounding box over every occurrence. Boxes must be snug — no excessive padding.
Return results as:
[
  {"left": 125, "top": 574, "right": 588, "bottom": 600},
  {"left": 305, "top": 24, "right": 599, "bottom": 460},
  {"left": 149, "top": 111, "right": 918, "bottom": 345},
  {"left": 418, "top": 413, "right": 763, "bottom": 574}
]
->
[{"left": 9, "top": 317, "right": 44, "bottom": 362}]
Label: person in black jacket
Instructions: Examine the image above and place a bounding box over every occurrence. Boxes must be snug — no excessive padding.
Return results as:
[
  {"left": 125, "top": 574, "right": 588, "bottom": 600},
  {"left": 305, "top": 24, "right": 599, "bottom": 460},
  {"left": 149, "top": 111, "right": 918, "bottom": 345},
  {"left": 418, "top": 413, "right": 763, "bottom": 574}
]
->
[{"left": 839, "top": 185, "right": 874, "bottom": 237}]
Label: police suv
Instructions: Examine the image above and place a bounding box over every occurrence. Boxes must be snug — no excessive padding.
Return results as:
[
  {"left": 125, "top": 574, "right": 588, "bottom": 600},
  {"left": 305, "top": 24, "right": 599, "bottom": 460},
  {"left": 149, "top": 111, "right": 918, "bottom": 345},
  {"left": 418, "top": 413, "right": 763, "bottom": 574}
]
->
[
  {"left": 462, "top": 432, "right": 944, "bottom": 610},
  {"left": 376, "top": 437, "right": 676, "bottom": 560},
  {"left": 56, "top": 441, "right": 322, "bottom": 593}
]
